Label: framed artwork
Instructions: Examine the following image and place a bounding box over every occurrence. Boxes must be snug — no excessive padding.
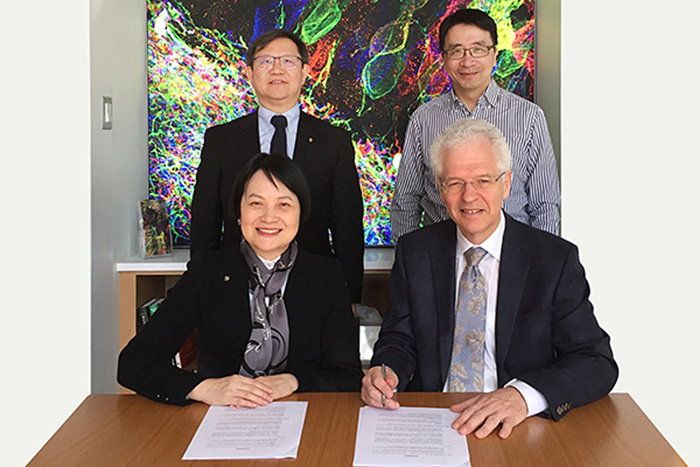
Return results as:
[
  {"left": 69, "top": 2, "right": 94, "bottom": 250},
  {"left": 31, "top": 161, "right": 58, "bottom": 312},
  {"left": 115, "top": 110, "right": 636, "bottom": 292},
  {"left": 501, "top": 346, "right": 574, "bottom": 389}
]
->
[
  {"left": 138, "top": 199, "right": 174, "bottom": 257},
  {"left": 148, "top": 0, "right": 535, "bottom": 246}
]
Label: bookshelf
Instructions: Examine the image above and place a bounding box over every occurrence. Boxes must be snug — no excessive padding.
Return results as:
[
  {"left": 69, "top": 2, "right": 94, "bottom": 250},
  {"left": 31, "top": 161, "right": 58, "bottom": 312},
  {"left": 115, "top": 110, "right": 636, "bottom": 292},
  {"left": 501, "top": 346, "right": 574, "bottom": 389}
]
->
[
  {"left": 116, "top": 248, "right": 395, "bottom": 369},
  {"left": 117, "top": 249, "right": 191, "bottom": 354}
]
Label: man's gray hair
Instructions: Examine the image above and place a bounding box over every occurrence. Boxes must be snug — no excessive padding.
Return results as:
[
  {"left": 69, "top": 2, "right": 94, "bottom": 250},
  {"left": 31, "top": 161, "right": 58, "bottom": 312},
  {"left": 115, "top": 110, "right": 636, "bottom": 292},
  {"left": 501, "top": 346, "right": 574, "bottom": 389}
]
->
[{"left": 429, "top": 119, "right": 512, "bottom": 182}]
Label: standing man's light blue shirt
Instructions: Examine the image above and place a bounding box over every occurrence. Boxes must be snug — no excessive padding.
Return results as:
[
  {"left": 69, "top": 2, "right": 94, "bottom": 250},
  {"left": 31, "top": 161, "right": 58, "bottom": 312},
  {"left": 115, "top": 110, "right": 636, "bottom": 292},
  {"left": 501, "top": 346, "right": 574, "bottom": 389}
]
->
[{"left": 258, "top": 105, "right": 300, "bottom": 158}]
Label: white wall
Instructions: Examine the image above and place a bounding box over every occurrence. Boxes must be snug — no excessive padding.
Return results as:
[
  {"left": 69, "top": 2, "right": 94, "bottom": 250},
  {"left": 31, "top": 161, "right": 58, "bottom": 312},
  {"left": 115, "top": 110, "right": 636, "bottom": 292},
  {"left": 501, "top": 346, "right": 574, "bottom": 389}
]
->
[
  {"left": 0, "top": 1, "right": 91, "bottom": 464},
  {"left": 561, "top": 2, "right": 699, "bottom": 464}
]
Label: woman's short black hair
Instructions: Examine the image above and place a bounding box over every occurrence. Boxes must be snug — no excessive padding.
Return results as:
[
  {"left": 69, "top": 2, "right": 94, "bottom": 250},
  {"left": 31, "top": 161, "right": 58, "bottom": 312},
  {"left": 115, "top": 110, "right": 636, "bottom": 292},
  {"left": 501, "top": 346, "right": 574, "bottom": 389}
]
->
[
  {"left": 439, "top": 9, "right": 498, "bottom": 51},
  {"left": 229, "top": 153, "right": 312, "bottom": 229}
]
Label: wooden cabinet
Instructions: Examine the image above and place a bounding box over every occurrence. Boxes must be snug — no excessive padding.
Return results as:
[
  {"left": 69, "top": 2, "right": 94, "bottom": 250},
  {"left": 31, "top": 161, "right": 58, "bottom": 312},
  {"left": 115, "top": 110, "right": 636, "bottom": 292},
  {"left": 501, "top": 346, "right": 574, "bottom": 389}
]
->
[{"left": 117, "top": 250, "right": 191, "bottom": 353}]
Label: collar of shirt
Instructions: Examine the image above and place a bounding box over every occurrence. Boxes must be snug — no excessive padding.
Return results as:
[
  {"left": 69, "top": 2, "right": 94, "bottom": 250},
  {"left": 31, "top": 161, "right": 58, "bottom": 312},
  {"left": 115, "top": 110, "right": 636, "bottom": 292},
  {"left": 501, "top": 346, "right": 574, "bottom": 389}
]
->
[
  {"left": 448, "top": 80, "right": 500, "bottom": 113},
  {"left": 249, "top": 254, "right": 286, "bottom": 305},
  {"left": 257, "top": 104, "right": 301, "bottom": 157},
  {"left": 257, "top": 254, "right": 281, "bottom": 270},
  {"left": 455, "top": 210, "right": 506, "bottom": 264}
]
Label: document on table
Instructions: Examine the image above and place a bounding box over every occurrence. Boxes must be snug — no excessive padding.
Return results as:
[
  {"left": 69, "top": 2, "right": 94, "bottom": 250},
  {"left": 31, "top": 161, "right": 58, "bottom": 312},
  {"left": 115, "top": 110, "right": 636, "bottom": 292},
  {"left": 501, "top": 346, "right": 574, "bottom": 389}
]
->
[
  {"left": 353, "top": 406, "right": 470, "bottom": 467},
  {"left": 182, "top": 401, "right": 307, "bottom": 460}
]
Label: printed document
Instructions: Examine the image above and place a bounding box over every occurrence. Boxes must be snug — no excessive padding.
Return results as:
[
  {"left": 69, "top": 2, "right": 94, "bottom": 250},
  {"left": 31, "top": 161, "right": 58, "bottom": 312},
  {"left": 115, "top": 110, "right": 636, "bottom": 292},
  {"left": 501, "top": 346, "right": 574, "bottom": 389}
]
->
[
  {"left": 353, "top": 406, "right": 470, "bottom": 467},
  {"left": 183, "top": 401, "right": 307, "bottom": 460}
]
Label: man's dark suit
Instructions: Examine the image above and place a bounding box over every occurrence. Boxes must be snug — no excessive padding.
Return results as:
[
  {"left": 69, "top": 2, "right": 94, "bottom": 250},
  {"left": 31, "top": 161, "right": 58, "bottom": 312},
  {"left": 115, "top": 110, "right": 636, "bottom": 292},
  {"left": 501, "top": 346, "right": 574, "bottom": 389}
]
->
[
  {"left": 190, "top": 111, "right": 365, "bottom": 302},
  {"left": 371, "top": 214, "right": 618, "bottom": 420},
  {"left": 118, "top": 248, "right": 363, "bottom": 406}
]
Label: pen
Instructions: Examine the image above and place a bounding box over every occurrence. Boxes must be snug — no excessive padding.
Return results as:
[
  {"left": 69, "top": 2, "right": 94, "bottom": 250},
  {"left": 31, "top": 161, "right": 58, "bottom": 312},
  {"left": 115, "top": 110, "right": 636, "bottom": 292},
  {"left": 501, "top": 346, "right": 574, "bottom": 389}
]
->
[{"left": 381, "top": 364, "right": 387, "bottom": 407}]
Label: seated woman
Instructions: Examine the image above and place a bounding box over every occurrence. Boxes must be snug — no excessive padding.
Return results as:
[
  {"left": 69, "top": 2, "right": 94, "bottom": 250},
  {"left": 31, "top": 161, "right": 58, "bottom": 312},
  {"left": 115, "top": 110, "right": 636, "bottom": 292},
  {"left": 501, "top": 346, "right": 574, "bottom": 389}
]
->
[{"left": 118, "top": 153, "right": 363, "bottom": 407}]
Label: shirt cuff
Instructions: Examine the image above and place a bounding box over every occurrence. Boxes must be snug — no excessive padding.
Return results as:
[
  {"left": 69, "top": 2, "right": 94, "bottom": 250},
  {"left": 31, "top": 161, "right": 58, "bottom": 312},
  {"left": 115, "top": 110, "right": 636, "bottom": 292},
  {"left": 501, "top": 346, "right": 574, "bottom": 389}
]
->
[{"left": 505, "top": 379, "right": 548, "bottom": 417}]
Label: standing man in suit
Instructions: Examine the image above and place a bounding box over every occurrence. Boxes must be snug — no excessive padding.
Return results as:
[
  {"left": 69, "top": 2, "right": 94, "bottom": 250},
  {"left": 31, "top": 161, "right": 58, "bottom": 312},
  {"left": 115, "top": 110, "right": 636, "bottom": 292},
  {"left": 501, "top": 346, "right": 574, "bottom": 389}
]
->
[
  {"left": 391, "top": 9, "right": 560, "bottom": 241},
  {"left": 362, "top": 119, "right": 617, "bottom": 439},
  {"left": 190, "top": 29, "right": 365, "bottom": 303}
]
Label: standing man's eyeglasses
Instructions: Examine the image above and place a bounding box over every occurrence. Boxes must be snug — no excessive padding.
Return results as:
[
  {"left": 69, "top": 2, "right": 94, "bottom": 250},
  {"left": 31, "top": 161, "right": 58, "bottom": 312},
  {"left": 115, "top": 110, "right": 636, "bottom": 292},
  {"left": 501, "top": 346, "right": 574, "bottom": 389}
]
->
[
  {"left": 443, "top": 45, "right": 496, "bottom": 60},
  {"left": 253, "top": 55, "right": 304, "bottom": 70}
]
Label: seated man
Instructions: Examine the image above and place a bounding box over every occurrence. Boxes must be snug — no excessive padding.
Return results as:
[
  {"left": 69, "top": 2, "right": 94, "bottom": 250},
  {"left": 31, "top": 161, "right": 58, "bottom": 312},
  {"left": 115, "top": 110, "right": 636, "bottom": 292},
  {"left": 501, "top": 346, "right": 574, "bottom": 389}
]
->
[{"left": 362, "top": 119, "right": 617, "bottom": 439}]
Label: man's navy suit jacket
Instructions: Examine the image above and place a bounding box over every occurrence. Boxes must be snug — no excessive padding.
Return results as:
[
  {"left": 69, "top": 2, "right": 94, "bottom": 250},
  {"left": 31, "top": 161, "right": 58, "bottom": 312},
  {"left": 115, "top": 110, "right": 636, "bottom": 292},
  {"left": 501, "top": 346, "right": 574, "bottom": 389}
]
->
[
  {"left": 371, "top": 215, "right": 618, "bottom": 420},
  {"left": 190, "top": 111, "right": 365, "bottom": 302}
]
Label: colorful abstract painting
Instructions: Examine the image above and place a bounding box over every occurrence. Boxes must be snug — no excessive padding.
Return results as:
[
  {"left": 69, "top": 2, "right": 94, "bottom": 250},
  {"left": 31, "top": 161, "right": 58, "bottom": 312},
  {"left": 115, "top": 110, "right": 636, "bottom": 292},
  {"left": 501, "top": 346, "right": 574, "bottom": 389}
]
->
[{"left": 147, "top": 0, "right": 535, "bottom": 246}]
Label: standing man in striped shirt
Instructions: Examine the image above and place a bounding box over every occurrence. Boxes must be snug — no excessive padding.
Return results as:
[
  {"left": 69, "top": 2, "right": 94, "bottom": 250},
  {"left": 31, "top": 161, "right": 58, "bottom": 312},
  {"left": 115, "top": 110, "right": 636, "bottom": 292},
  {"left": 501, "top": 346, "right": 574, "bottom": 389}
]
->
[{"left": 391, "top": 9, "right": 560, "bottom": 241}]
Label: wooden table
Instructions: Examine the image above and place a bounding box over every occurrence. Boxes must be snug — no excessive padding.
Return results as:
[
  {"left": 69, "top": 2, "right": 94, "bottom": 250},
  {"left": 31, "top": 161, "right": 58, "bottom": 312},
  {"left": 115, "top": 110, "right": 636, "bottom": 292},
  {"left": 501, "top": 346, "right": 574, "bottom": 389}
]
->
[{"left": 29, "top": 393, "right": 684, "bottom": 466}]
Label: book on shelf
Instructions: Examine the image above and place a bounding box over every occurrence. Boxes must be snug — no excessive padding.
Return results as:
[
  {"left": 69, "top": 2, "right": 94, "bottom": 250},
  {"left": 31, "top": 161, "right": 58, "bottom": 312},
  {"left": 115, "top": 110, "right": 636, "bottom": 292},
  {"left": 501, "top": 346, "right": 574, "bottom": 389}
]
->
[
  {"left": 146, "top": 297, "right": 164, "bottom": 318},
  {"left": 136, "top": 298, "right": 157, "bottom": 333}
]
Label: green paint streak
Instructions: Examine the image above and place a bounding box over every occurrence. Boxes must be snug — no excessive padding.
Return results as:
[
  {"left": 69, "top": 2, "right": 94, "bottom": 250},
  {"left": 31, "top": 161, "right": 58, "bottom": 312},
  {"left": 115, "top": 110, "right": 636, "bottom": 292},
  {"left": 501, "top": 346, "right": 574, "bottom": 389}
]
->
[
  {"left": 300, "top": 0, "right": 342, "bottom": 45},
  {"left": 278, "top": 3, "right": 286, "bottom": 29},
  {"left": 494, "top": 50, "right": 521, "bottom": 77},
  {"left": 361, "top": 20, "right": 410, "bottom": 100},
  {"left": 370, "top": 20, "right": 410, "bottom": 55},
  {"left": 362, "top": 54, "right": 405, "bottom": 100}
]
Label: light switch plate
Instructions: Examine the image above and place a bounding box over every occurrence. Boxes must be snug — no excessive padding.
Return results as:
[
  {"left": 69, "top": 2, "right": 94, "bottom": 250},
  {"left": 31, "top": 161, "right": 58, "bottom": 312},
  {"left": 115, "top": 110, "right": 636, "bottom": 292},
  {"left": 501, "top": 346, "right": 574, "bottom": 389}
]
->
[{"left": 102, "top": 96, "right": 113, "bottom": 130}]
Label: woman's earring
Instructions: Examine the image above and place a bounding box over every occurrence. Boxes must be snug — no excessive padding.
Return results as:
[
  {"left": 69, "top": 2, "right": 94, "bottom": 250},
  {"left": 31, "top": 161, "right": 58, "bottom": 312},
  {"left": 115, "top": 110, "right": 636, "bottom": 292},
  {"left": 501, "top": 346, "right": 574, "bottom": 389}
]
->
[{"left": 237, "top": 218, "right": 241, "bottom": 226}]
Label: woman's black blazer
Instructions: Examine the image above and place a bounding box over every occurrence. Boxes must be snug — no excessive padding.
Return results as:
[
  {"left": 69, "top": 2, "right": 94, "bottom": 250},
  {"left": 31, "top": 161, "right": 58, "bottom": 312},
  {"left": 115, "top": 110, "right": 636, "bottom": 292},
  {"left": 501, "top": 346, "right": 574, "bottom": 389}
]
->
[{"left": 118, "top": 247, "right": 363, "bottom": 405}]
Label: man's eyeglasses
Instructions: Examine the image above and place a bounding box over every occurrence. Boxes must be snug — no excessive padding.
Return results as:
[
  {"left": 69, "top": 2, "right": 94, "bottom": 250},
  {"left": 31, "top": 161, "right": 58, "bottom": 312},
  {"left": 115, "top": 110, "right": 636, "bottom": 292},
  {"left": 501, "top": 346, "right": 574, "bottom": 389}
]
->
[
  {"left": 443, "top": 45, "right": 495, "bottom": 60},
  {"left": 253, "top": 55, "right": 304, "bottom": 70},
  {"left": 440, "top": 172, "right": 507, "bottom": 194}
]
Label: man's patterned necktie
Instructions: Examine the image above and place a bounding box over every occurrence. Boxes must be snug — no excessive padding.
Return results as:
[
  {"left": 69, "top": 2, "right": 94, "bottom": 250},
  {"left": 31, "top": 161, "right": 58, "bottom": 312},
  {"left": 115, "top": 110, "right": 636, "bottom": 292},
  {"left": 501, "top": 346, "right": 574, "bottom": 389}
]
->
[{"left": 448, "top": 247, "right": 488, "bottom": 392}]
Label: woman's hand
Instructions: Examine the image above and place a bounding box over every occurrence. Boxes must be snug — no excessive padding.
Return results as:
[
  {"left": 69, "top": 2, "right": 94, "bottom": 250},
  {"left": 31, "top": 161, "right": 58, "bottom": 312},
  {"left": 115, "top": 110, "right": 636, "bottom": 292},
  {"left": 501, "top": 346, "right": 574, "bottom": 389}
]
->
[
  {"left": 187, "top": 375, "right": 274, "bottom": 408},
  {"left": 254, "top": 373, "right": 299, "bottom": 400}
]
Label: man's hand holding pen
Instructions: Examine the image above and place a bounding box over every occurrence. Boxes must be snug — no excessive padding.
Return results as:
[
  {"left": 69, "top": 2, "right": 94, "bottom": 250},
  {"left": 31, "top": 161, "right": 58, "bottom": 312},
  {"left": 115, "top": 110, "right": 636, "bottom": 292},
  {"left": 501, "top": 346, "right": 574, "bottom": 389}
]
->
[{"left": 361, "top": 364, "right": 399, "bottom": 409}]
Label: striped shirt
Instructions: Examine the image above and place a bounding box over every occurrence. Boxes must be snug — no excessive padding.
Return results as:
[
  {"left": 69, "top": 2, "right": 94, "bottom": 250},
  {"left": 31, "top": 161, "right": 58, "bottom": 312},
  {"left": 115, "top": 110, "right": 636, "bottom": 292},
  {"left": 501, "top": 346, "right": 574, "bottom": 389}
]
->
[{"left": 391, "top": 81, "right": 560, "bottom": 241}]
